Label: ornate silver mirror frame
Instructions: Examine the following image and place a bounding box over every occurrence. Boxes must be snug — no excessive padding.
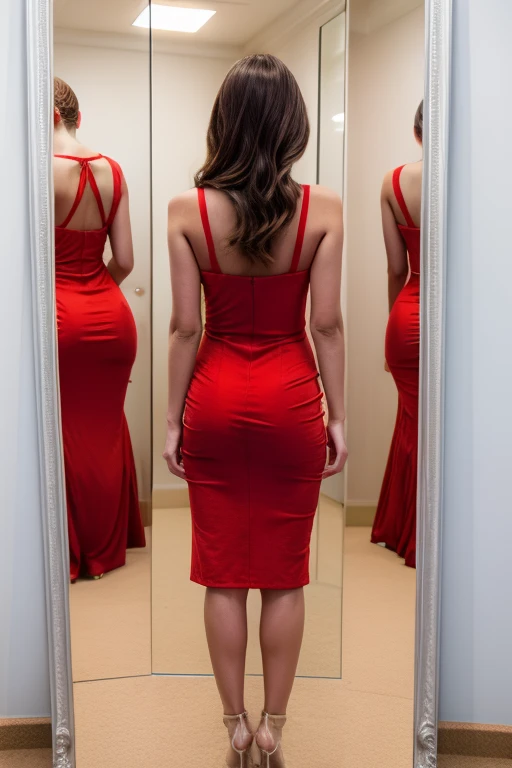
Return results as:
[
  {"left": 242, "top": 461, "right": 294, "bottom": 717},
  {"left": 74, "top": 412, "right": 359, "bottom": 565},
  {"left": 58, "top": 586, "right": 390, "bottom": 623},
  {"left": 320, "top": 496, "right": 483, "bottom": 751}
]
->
[
  {"left": 26, "top": 0, "right": 75, "bottom": 766},
  {"left": 25, "top": 0, "right": 451, "bottom": 766},
  {"left": 415, "top": 0, "right": 452, "bottom": 767}
]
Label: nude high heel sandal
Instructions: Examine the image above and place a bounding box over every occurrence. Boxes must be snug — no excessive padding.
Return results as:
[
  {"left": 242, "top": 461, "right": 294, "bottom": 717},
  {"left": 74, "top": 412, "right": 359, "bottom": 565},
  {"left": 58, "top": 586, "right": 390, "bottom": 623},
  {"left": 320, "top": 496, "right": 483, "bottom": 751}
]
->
[
  {"left": 255, "top": 712, "right": 286, "bottom": 768},
  {"left": 223, "top": 711, "right": 253, "bottom": 768}
]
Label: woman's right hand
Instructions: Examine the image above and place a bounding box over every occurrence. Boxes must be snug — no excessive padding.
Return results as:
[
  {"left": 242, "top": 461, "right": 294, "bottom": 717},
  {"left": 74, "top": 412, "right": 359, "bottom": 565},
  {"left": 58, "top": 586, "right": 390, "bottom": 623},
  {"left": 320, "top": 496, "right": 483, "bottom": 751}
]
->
[
  {"left": 323, "top": 420, "right": 348, "bottom": 479},
  {"left": 163, "top": 423, "right": 186, "bottom": 480},
  {"left": 384, "top": 359, "right": 390, "bottom": 372}
]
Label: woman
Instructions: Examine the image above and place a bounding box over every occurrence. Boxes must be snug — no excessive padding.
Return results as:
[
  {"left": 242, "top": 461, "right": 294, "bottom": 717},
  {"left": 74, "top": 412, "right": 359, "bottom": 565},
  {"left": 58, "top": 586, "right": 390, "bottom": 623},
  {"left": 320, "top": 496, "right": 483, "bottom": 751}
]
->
[
  {"left": 163, "top": 55, "right": 347, "bottom": 767},
  {"left": 371, "top": 100, "right": 423, "bottom": 569},
  {"left": 54, "top": 77, "right": 146, "bottom": 582}
]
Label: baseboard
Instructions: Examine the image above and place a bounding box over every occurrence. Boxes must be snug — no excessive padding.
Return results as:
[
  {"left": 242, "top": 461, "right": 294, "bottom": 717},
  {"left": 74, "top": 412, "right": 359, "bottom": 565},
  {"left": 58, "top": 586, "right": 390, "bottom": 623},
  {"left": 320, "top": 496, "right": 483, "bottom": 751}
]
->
[
  {"left": 152, "top": 486, "right": 190, "bottom": 509},
  {"left": 438, "top": 721, "right": 512, "bottom": 759},
  {"left": 0, "top": 718, "right": 52, "bottom": 751},
  {"left": 345, "top": 504, "right": 377, "bottom": 526}
]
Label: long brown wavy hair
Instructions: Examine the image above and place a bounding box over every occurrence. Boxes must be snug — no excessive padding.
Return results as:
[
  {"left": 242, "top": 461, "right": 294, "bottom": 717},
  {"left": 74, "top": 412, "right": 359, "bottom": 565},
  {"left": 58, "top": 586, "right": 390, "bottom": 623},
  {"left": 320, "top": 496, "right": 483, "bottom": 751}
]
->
[{"left": 195, "top": 54, "right": 310, "bottom": 265}]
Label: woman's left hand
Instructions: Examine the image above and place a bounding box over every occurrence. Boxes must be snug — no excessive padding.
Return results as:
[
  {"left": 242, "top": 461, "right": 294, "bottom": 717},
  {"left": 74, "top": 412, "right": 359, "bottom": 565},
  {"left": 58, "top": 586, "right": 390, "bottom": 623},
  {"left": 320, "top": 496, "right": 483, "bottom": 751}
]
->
[{"left": 163, "top": 423, "right": 186, "bottom": 479}]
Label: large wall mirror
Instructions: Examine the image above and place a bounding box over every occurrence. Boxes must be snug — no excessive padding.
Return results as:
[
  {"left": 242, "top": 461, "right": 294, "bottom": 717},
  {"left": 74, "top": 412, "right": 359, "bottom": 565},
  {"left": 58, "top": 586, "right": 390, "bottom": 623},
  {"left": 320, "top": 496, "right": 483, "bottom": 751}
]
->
[{"left": 27, "top": 0, "right": 452, "bottom": 766}]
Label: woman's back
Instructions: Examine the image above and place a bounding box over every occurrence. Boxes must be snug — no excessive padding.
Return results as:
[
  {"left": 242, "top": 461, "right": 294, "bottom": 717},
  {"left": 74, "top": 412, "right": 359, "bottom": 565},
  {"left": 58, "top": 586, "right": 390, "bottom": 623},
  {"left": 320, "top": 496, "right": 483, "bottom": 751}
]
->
[
  {"left": 54, "top": 153, "right": 118, "bottom": 231},
  {"left": 177, "top": 184, "right": 337, "bottom": 277}
]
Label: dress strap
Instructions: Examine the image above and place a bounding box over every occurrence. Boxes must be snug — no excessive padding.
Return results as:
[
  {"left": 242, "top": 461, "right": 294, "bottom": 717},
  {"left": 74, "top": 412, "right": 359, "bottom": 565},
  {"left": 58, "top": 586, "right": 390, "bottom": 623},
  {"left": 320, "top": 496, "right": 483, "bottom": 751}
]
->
[
  {"left": 197, "top": 187, "right": 221, "bottom": 273},
  {"left": 289, "top": 184, "right": 310, "bottom": 273},
  {"left": 85, "top": 164, "right": 107, "bottom": 227},
  {"left": 57, "top": 159, "right": 90, "bottom": 229},
  {"left": 103, "top": 156, "right": 123, "bottom": 228},
  {"left": 392, "top": 165, "right": 416, "bottom": 228}
]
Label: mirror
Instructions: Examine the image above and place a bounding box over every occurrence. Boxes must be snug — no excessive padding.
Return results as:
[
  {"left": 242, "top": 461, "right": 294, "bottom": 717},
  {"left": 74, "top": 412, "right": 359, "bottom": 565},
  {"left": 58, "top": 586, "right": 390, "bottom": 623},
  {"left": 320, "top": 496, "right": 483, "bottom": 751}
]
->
[
  {"left": 151, "top": 8, "right": 346, "bottom": 682},
  {"left": 53, "top": 0, "right": 152, "bottom": 691},
  {"left": 33, "top": 0, "right": 449, "bottom": 766}
]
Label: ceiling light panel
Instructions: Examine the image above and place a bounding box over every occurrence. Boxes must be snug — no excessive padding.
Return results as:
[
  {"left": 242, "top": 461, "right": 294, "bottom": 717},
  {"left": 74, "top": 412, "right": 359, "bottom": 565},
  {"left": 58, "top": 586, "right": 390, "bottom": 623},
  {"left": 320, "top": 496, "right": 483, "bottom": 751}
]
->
[{"left": 133, "top": 5, "right": 216, "bottom": 33}]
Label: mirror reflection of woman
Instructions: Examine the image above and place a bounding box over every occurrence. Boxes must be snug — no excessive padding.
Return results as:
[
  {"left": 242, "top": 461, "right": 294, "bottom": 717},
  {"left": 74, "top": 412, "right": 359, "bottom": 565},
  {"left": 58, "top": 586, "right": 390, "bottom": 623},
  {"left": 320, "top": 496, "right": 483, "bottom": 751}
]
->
[
  {"left": 372, "top": 101, "right": 423, "bottom": 569},
  {"left": 53, "top": 78, "right": 146, "bottom": 582},
  {"left": 164, "top": 55, "right": 347, "bottom": 767}
]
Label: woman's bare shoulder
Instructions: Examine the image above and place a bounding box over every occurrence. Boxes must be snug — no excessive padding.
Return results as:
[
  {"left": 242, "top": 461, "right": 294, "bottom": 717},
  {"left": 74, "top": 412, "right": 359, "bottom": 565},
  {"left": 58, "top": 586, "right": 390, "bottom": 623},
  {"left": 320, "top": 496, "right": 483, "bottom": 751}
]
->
[
  {"left": 168, "top": 188, "right": 199, "bottom": 216},
  {"left": 308, "top": 184, "right": 343, "bottom": 214}
]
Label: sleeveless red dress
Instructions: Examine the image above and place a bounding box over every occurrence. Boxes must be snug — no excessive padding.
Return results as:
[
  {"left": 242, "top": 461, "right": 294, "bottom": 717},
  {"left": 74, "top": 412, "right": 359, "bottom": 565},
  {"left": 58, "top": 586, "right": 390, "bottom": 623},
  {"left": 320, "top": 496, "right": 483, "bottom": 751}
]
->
[
  {"left": 371, "top": 165, "right": 420, "bottom": 569},
  {"left": 55, "top": 155, "right": 146, "bottom": 580},
  {"left": 182, "top": 186, "right": 327, "bottom": 589}
]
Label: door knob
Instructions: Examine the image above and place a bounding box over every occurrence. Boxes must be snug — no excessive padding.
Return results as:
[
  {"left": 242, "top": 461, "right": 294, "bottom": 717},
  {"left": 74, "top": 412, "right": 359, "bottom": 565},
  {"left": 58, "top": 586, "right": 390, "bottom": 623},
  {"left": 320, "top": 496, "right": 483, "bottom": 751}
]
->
[{"left": 134, "top": 287, "right": 145, "bottom": 296}]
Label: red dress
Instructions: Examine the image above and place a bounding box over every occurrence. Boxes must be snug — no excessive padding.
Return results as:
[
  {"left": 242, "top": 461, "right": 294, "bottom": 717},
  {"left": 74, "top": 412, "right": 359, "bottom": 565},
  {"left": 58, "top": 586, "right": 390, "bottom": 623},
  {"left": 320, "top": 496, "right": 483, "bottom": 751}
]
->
[
  {"left": 371, "top": 165, "right": 420, "bottom": 568},
  {"left": 182, "top": 186, "right": 327, "bottom": 589},
  {"left": 55, "top": 155, "right": 146, "bottom": 580}
]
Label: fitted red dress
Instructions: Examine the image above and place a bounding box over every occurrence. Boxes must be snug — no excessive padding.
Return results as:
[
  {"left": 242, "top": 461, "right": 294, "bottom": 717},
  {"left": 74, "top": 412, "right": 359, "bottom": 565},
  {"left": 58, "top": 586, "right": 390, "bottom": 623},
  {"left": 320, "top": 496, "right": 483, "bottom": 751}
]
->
[
  {"left": 55, "top": 155, "right": 146, "bottom": 580},
  {"left": 371, "top": 165, "right": 420, "bottom": 568},
  {"left": 182, "top": 186, "right": 327, "bottom": 589}
]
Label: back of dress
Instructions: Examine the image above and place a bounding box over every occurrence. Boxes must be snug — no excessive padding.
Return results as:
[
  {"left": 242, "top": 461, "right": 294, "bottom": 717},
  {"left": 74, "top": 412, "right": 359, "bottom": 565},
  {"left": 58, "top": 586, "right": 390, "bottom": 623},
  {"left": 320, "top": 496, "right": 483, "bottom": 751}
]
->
[
  {"left": 55, "top": 154, "right": 145, "bottom": 580},
  {"left": 182, "top": 185, "right": 327, "bottom": 590},
  {"left": 371, "top": 163, "right": 421, "bottom": 569}
]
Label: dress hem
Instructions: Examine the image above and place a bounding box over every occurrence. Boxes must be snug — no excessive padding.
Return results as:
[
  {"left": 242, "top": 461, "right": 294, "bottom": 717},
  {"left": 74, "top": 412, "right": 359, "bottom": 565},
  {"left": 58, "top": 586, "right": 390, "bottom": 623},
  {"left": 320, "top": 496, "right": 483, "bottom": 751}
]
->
[{"left": 190, "top": 575, "right": 310, "bottom": 590}]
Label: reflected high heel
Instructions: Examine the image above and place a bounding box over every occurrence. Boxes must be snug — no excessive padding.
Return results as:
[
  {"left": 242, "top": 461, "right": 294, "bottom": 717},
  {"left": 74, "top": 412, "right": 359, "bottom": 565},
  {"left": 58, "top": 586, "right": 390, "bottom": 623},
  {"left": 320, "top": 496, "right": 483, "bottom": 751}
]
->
[
  {"left": 223, "top": 711, "right": 253, "bottom": 768},
  {"left": 255, "top": 712, "right": 286, "bottom": 768}
]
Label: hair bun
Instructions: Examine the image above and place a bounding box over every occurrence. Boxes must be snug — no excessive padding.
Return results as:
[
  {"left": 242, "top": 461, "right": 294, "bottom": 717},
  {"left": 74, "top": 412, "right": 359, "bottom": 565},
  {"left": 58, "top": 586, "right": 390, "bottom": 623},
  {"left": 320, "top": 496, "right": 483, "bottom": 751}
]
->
[{"left": 54, "top": 77, "right": 79, "bottom": 128}]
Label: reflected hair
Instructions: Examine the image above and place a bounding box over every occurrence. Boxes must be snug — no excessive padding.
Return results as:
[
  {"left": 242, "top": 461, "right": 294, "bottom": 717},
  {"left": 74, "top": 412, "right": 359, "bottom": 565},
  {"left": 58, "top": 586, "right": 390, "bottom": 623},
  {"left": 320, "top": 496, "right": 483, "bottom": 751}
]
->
[
  {"left": 54, "top": 77, "right": 79, "bottom": 128},
  {"left": 414, "top": 99, "right": 423, "bottom": 142},
  {"left": 195, "top": 54, "right": 310, "bottom": 266}
]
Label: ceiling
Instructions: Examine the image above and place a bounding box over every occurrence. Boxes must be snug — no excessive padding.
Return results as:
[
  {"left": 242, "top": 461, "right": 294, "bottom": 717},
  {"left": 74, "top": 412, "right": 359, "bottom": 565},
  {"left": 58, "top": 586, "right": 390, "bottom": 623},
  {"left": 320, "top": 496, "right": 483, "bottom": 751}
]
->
[{"left": 53, "top": 0, "right": 301, "bottom": 46}]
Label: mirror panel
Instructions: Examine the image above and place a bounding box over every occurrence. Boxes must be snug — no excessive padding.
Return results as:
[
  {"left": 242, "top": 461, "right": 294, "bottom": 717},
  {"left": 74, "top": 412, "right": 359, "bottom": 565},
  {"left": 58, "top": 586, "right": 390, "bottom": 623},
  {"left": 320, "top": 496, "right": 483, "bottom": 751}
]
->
[{"left": 53, "top": 0, "right": 152, "bottom": 684}]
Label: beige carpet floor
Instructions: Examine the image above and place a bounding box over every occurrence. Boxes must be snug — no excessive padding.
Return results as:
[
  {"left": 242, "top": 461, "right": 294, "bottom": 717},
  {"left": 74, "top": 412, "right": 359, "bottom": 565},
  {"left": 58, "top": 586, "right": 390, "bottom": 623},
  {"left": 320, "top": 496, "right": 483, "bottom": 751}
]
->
[
  {"left": 69, "top": 524, "right": 417, "bottom": 767},
  {"left": 151, "top": 498, "right": 343, "bottom": 678},
  {"left": 69, "top": 530, "right": 151, "bottom": 682}
]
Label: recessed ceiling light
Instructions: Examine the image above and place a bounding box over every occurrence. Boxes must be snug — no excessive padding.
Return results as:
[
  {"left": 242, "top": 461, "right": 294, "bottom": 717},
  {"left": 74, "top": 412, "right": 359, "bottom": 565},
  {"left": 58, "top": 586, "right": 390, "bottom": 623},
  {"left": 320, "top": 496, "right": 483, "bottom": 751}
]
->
[{"left": 133, "top": 5, "right": 216, "bottom": 33}]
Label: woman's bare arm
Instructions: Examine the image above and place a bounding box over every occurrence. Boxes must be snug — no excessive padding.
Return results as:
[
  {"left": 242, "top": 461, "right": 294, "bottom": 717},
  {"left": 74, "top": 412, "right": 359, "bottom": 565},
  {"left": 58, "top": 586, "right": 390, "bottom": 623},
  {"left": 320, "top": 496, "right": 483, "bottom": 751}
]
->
[
  {"left": 381, "top": 172, "right": 408, "bottom": 311},
  {"left": 166, "top": 195, "right": 203, "bottom": 427},
  {"left": 163, "top": 195, "right": 203, "bottom": 478},
  {"left": 309, "top": 188, "right": 347, "bottom": 477},
  {"left": 108, "top": 175, "right": 134, "bottom": 285},
  {"left": 310, "top": 189, "right": 345, "bottom": 424}
]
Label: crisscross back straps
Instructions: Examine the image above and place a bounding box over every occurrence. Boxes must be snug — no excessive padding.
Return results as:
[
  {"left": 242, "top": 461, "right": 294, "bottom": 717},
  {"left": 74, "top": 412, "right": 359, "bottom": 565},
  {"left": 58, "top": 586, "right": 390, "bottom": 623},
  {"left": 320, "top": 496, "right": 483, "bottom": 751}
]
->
[
  {"left": 197, "top": 187, "right": 221, "bottom": 273},
  {"left": 290, "top": 184, "right": 310, "bottom": 273},
  {"left": 54, "top": 154, "right": 122, "bottom": 229},
  {"left": 392, "top": 165, "right": 416, "bottom": 228}
]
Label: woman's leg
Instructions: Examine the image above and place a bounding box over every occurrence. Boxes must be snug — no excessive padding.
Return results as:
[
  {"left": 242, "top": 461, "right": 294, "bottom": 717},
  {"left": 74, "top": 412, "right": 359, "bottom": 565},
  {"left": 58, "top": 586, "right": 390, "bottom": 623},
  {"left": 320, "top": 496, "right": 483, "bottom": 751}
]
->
[
  {"left": 259, "top": 588, "right": 305, "bottom": 714},
  {"left": 204, "top": 587, "right": 250, "bottom": 714}
]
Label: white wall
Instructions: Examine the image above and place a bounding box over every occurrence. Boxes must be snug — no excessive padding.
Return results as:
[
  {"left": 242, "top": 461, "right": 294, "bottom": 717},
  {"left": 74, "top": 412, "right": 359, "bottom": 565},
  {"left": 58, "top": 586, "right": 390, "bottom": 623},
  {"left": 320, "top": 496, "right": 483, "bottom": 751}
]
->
[
  {"left": 345, "top": 6, "right": 424, "bottom": 505},
  {"left": 54, "top": 40, "right": 152, "bottom": 504},
  {"left": 439, "top": 0, "right": 512, "bottom": 726},
  {"left": 0, "top": 2, "right": 50, "bottom": 717},
  {"left": 152, "top": 51, "right": 234, "bottom": 491}
]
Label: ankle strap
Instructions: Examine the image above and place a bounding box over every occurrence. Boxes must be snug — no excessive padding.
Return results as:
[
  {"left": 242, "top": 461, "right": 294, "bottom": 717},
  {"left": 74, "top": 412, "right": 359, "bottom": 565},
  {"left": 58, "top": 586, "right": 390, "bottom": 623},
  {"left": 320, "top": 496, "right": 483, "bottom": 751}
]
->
[
  {"left": 224, "top": 710, "right": 248, "bottom": 722},
  {"left": 262, "top": 711, "right": 287, "bottom": 724}
]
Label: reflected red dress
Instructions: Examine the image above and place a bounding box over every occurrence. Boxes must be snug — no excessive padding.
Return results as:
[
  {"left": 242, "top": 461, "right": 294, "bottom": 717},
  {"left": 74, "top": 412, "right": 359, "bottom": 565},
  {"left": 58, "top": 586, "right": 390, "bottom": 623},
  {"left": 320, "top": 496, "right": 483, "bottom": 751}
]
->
[
  {"left": 371, "top": 165, "right": 420, "bottom": 569},
  {"left": 55, "top": 155, "right": 146, "bottom": 580},
  {"left": 182, "top": 186, "right": 327, "bottom": 589}
]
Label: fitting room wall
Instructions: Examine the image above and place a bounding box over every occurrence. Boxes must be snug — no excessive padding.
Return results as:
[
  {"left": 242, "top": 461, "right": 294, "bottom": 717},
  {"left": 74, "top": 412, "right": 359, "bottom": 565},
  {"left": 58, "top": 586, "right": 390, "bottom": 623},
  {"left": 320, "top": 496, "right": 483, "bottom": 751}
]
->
[
  {"left": 440, "top": 0, "right": 512, "bottom": 726},
  {"left": 53, "top": 39, "right": 152, "bottom": 505},
  {"left": 0, "top": 1, "right": 50, "bottom": 718},
  {"left": 344, "top": 5, "right": 424, "bottom": 508}
]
